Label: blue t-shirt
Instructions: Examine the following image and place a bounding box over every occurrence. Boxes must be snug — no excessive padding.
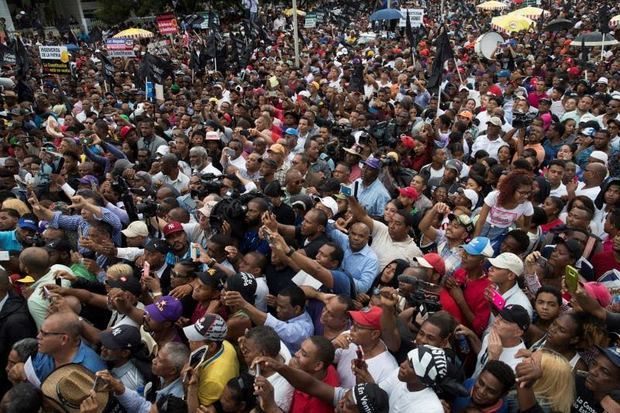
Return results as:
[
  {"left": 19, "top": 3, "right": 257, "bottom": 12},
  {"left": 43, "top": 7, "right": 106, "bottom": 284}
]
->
[
  {"left": 0, "top": 230, "right": 23, "bottom": 252},
  {"left": 33, "top": 340, "right": 106, "bottom": 382}
]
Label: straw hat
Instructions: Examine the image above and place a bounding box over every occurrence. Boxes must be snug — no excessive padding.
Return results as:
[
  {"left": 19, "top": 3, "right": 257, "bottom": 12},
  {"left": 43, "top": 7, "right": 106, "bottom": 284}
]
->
[{"left": 41, "top": 364, "right": 108, "bottom": 413}]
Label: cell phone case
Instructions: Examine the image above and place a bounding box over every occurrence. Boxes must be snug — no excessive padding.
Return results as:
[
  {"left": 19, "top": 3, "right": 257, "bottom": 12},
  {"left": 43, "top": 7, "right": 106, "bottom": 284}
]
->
[
  {"left": 565, "top": 265, "right": 579, "bottom": 293},
  {"left": 491, "top": 290, "right": 506, "bottom": 310}
]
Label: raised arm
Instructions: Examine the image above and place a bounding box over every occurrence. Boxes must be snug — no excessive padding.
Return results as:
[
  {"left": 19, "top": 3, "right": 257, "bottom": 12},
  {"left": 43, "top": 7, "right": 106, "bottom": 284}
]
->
[
  {"left": 419, "top": 203, "right": 449, "bottom": 242},
  {"left": 347, "top": 195, "right": 374, "bottom": 232}
]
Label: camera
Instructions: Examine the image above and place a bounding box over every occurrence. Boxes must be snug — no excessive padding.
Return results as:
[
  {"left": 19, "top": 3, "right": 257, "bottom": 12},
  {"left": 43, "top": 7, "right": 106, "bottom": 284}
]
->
[
  {"left": 136, "top": 198, "right": 160, "bottom": 217},
  {"left": 200, "top": 173, "right": 225, "bottom": 196},
  {"left": 332, "top": 124, "right": 352, "bottom": 139},
  {"left": 512, "top": 111, "right": 536, "bottom": 129}
]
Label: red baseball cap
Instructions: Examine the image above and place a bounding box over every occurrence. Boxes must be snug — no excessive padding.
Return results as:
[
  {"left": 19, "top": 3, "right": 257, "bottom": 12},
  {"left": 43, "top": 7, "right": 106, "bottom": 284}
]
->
[
  {"left": 414, "top": 253, "right": 446, "bottom": 277},
  {"left": 120, "top": 126, "right": 134, "bottom": 139},
  {"left": 583, "top": 282, "right": 611, "bottom": 307},
  {"left": 398, "top": 187, "right": 419, "bottom": 201},
  {"left": 163, "top": 221, "right": 184, "bottom": 237},
  {"left": 400, "top": 135, "right": 416, "bottom": 149},
  {"left": 349, "top": 306, "right": 382, "bottom": 330}
]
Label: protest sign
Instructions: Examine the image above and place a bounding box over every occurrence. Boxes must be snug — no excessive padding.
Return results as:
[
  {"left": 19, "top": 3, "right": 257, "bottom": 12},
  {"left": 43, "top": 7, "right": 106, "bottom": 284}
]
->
[
  {"left": 156, "top": 13, "right": 179, "bottom": 35},
  {"left": 39, "top": 46, "right": 71, "bottom": 75},
  {"left": 305, "top": 12, "right": 317, "bottom": 28},
  {"left": 105, "top": 38, "right": 135, "bottom": 58},
  {"left": 399, "top": 9, "right": 424, "bottom": 27}
]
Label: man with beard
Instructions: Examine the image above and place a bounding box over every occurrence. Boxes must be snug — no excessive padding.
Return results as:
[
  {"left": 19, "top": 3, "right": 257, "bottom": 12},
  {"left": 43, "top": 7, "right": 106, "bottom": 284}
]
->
[
  {"left": 262, "top": 208, "right": 329, "bottom": 259},
  {"left": 99, "top": 325, "right": 145, "bottom": 392},
  {"left": 288, "top": 336, "right": 340, "bottom": 413},
  {"left": 162, "top": 221, "right": 191, "bottom": 266},
  {"left": 240, "top": 197, "right": 270, "bottom": 255},
  {"left": 189, "top": 146, "right": 222, "bottom": 176}
]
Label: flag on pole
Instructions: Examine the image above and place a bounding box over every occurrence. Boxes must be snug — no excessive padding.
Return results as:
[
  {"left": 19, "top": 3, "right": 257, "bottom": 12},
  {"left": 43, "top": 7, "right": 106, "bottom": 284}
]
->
[
  {"left": 599, "top": 5, "right": 610, "bottom": 34},
  {"left": 427, "top": 28, "right": 453, "bottom": 93},
  {"left": 580, "top": 38, "right": 588, "bottom": 68},
  {"left": 405, "top": 10, "right": 414, "bottom": 44},
  {"left": 97, "top": 52, "right": 116, "bottom": 85},
  {"left": 14, "top": 36, "right": 30, "bottom": 79},
  {"left": 136, "top": 52, "right": 174, "bottom": 85}
]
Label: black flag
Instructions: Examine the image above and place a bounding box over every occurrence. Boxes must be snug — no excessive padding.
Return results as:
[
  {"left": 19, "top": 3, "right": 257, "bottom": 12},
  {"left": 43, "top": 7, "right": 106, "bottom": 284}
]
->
[
  {"left": 405, "top": 10, "right": 414, "bottom": 44},
  {"left": 427, "top": 29, "right": 453, "bottom": 92},
  {"left": 599, "top": 5, "right": 610, "bottom": 34},
  {"left": 97, "top": 52, "right": 116, "bottom": 85},
  {"left": 137, "top": 52, "right": 174, "bottom": 85},
  {"left": 580, "top": 38, "right": 588, "bottom": 68},
  {"left": 14, "top": 36, "right": 30, "bottom": 79}
]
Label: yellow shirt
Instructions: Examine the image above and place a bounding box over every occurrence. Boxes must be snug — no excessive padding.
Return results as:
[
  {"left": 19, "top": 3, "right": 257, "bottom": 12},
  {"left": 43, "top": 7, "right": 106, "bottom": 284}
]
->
[{"left": 197, "top": 340, "right": 239, "bottom": 406}]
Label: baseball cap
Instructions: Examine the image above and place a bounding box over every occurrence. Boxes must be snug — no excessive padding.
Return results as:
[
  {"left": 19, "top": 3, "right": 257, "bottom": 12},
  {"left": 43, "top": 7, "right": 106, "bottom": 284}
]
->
[
  {"left": 414, "top": 253, "right": 446, "bottom": 277},
  {"left": 268, "top": 143, "right": 286, "bottom": 155},
  {"left": 447, "top": 213, "right": 474, "bottom": 233},
  {"left": 400, "top": 135, "right": 416, "bottom": 149},
  {"left": 488, "top": 252, "right": 524, "bottom": 276},
  {"left": 579, "top": 127, "right": 596, "bottom": 137},
  {"left": 398, "top": 187, "right": 419, "bottom": 201},
  {"left": 183, "top": 313, "right": 228, "bottom": 342},
  {"left": 497, "top": 69, "right": 511, "bottom": 78},
  {"left": 363, "top": 157, "right": 382, "bottom": 170},
  {"left": 596, "top": 346, "right": 620, "bottom": 368},
  {"left": 487, "top": 117, "right": 503, "bottom": 127},
  {"left": 445, "top": 159, "right": 463, "bottom": 174},
  {"left": 351, "top": 383, "right": 389, "bottom": 413},
  {"left": 205, "top": 131, "right": 220, "bottom": 141},
  {"left": 197, "top": 268, "right": 226, "bottom": 290},
  {"left": 121, "top": 221, "right": 149, "bottom": 238},
  {"left": 590, "top": 150, "right": 609, "bottom": 163},
  {"left": 284, "top": 128, "right": 299, "bottom": 136},
  {"left": 120, "top": 126, "right": 134, "bottom": 139},
  {"left": 457, "top": 110, "right": 474, "bottom": 121},
  {"left": 263, "top": 181, "right": 284, "bottom": 197},
  {"left": 100, "top": 325, "right": 142, "bottom": 351},
  {"left": 498, "top": 304, "right": 531, "bottom": 331},
  {"left": 457, "top": 187, "right": 479, "bottom": 207},
  {"left": 44, "top": 239, "right": 72, "bottom": 252},
  {"left": 78, "top": 175, "right": 99, "bottom": 187},
  {"left": 17, "top": 218, "right": 38, "bottom": 232},
  {"left": 144, "top": 296, "right": 183, "bottom": 323},
  {"left": 163, "top": 221, "right": 184, "bottom": 237},
  {"left": 349, "top": 306, "right": 382, "bottom": 330},
  {"left": 583, "top": 282, "right": 612, "bottom": 307},
  {"left": 597, "top": 77, "right": 609, "bottom": 85},
  {"left": 226, "top": 272, "right": 257, "bottom": 303},
  {"left": 112, "top": 159, "right": 135, "bottom": 176},
  {"left": 462, "top": 237, "right": 494, "bottom": 257},
  {"left": 107, "top": 276, "right": 142, "bottom": 297},
  {"left": 319, "top": 196, "right": 338, "bottom": 216},
  {"left": 144, "top": 239, "right": 169, "bottom": 254}
]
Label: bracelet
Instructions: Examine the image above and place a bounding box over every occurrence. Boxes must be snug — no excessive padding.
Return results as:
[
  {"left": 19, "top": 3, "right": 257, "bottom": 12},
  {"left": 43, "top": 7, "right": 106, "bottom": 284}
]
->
[
  {"left": 152, "top": 292, "right": 162, "bottom": 298},
  {"left": 286, "top": 247, "right": 296, "bottom": 257},
  {"left": 208, "top": 258, "right": 217, "bottom": 267}
]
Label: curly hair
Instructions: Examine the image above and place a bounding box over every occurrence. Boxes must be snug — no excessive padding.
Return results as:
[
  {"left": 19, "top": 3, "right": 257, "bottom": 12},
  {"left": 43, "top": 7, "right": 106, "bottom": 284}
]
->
[{"left": 497, "top": 169, "right": 533, "bottom": 207}]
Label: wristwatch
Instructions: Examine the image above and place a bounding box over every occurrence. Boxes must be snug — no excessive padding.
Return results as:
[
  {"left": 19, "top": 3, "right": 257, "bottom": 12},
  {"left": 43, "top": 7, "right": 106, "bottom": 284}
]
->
[
  {"left": 286, "top": 247, "right": 296, "bottom": 257},
  {"left": 207, "top": 258, "right": 217, "bottom": 267}
]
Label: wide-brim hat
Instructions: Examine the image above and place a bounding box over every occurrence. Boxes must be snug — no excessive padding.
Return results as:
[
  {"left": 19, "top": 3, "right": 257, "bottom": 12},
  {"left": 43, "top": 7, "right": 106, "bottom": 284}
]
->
[{"left": 41, "top": 364, "right": 108, "bottom": 413}]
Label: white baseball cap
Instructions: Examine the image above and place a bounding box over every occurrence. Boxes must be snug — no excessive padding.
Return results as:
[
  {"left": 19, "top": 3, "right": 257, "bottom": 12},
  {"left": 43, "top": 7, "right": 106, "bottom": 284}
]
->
[
  {"left": 319, "top": 197, "right": 338, "bottom": 217},
  {"left": 121, "top": 221, "right": 149, "bottom": 238},
  {"left": 488, "top": 252, "right": 524, "bottom": 276}
]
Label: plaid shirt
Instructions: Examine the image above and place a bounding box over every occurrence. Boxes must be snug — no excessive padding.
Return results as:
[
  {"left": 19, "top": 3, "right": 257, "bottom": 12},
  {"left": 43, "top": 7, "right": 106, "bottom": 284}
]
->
[{"left": 435, "top": 230, "right": 462, "bottom": 279}]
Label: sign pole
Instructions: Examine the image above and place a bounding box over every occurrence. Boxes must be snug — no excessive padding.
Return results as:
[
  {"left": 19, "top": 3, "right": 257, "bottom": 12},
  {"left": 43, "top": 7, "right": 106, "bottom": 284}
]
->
[{"left": 292, "top": 0, "right": 300, "bottom": 68}]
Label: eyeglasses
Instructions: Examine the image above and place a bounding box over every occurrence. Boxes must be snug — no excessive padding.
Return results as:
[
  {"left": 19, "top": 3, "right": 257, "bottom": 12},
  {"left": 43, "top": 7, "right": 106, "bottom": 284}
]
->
[
  {"left": 171, "top": 270, "right": 191, "bottom": 279},
  {"left": 39, "top": 330, "right": 66, "bottom": 337}
]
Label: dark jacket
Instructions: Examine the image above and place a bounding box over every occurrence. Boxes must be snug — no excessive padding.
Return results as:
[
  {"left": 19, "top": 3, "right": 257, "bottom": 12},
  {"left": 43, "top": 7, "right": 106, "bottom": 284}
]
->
[{"left": 0, "top": 290, "right": 37, "bottom": 394}]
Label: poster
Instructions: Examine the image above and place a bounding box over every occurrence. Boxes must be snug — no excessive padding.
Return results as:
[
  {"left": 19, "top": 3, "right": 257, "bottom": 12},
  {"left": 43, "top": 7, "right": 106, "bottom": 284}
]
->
[
  {"left": 156, "top": 13, "right": 179, "bottom": 35},
  {"left": 39, "top": 46, "right": 71, "bottom": 75},
  {"left": 105, "top": 38, "right": 135, "bottom": 58},
  {"left": 399, "top": 8, "right": 424, "bottom": 27},
  {"left": 304, "top": 12, "right": 317, "bottom": 28}
]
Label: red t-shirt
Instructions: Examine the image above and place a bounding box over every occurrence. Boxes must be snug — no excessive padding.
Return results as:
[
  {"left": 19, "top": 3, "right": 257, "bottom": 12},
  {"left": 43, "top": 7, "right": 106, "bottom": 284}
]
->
[
  {"left": 591, "top": 251, "right": 620, "bottom": 278},
  {"left": 453, "top": 268, "right": 492, "bottom": 336},
  {"left": 440, "top": 288, "right": 464, "bottom": 324},
  {"left": 540, "top": 218, "right": 564, "bottom": 233},
  {"left": 290, "top": 365, "right": 340, "bottom": 413}
]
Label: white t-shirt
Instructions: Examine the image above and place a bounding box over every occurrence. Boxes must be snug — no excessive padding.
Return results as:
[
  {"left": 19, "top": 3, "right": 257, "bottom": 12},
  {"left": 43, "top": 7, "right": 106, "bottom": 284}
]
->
[
  {"left": 267, "top": 372, "right": 294, "bottom": 412},
  {"left": 549, "top": 182, "right": 568, "bottom": 198},
  {"left": 378, "top": 369, "right": 444, "bottom": 413},
  {"left": 471, "top": 135, "right": 506, "bottom": 160},
  {"left": 371, "top": 220, "right": 422, "bottom": 271},
  {"left": 484, "top": 190, "right": 534, "bottom": 228},
  {"left": 335, "top": 339, "right": 398, "bottom": 388},
  {"left": 474, "top": 335, "right": 526, "bottom": 377},
  {"left": 575, "top": 182, "right": 601, "bottom": 200},
  {"left": 255, "top": 276, "right": 269, "bottom": 312}
]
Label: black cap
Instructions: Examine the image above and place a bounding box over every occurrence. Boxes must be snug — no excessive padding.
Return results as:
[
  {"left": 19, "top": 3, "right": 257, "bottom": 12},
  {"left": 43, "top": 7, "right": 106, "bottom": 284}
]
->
[
  {"left": 226, "top": 272, "right": 257, "bottom": 304},
  {"left": 145, "top": 239, "right": 169, "bottom": 254},
  {"left": 100, "top": 325, "right": 142, "bottom": 351},
  {"left": 264, "top": 181, "right": 284, "bottom": 197},
  {"left": 498, "top": 304, "right": 530, "bottom": 331},
  {"left": 197, "top": 268, "right": 226, "bottom": 290},
  {"left": 107, "top": 276, "right": 142, "bottom": 297},
  {"left": 352, "top": 383, "right": 389, "bottom": 413},
  {"left": 555, "top": 238, "right": 582, "bottom": 261},
  {"left": 44, "top": 239, "right": 72, "bottom": 252}
]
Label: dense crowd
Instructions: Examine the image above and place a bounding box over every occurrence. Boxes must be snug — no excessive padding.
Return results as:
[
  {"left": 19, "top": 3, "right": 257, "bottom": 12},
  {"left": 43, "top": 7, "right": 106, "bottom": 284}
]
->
[{"left": 0, "top": 0, "right": 618, "bottom": 412}]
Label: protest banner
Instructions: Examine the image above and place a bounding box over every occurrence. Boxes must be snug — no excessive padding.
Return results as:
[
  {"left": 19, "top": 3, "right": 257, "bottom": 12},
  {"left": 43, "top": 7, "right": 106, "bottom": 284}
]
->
[
  {"left": 39, "top": 46, "right": 71, "bottom": 75},
  {"left": 105, "top": 38, "right": 135, "bottom": 58},
  {"left": 156, "top": 13, "right": 179, "bottom": 35},
  {"left": 399, "top": 9, "right": 424, "bottom": 27},
  {"left": 304, "top": 12, "right": 317, "bottom": 28}
]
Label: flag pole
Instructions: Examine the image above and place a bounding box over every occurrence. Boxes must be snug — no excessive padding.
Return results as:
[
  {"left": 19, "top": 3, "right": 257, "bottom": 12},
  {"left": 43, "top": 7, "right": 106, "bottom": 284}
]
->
[{"left": 292, "top": 0, "right": 301, "bottom": 68}]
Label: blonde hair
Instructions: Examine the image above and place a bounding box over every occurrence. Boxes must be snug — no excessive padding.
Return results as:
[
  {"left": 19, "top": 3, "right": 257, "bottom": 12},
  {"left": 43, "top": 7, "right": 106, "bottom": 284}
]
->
[
  {"left": 533, "top": 349, "right": 575, "bottom": 413},
  {"left": 2, "top": 198, "right": 30, "bottom": 216},
  {"left": 106, "top": 263, "right": 134, "bottom": 279}
]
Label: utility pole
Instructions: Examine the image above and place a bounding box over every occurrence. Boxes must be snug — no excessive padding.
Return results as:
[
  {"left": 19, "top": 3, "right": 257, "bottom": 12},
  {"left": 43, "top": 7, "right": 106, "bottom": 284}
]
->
[{"left": 292, "top": 0, "right": 300, "bottom": 68}]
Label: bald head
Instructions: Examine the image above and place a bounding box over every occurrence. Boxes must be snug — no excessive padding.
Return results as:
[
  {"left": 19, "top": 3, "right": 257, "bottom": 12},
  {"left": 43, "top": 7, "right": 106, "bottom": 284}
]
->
[
  {"left": 348, "top": 222, "right": 371, "bottom": 252},
  {"left": 19, "top": 247, "right": 50, "bottom": 277},
  {"left": 589, "top": 163, "right": 607, "bottom": 181},
  {"left": 45, "top": 312, "right": 80, "bottom": 339}
]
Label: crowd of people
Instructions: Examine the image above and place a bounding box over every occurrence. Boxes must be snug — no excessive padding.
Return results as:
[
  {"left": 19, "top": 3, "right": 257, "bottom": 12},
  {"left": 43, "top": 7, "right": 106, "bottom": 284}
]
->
[{"left": 0, "top": 0, "right": 619, "bottom": 412}]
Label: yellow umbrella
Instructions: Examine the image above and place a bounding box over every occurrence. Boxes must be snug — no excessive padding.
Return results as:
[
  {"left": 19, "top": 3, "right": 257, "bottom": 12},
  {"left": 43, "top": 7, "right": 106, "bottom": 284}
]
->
[
  {"left": 283, "top": 8, "right": 306, "bottom": 17},
  {"left": 113, "top": 28, "right": 154, "bottom": 39},
  {"left": 476, "top": 1, "right": 509, "bottom": 11},
  {"left": 491, "top": 15, "right": 535, "bottom": 33},
  {"left": 509, "top": 6, "right": 550, "bottom": 20},
  {"left": 610, "top": 15, "right": 620, "bottom": 29}
]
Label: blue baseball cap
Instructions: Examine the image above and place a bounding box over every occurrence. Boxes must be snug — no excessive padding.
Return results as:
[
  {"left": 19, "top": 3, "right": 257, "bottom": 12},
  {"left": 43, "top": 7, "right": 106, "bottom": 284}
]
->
[
  {"left": 462, "top": 237, "right": 494, "bottom": 257},
  {"left": 18, "top": 218, "right": 38, "bottom": 232},
  {"left": 580, "top": 127, "right": 596, "bottom": 137},
  {"left": 284, "top": 128, "right": 298, "bottom": 136},
  {"left": 596, "top": 346, "right": 620, "bottom": 368},
  {"left": 364, "top": 157, "right": 382, "bottom": 170}
]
